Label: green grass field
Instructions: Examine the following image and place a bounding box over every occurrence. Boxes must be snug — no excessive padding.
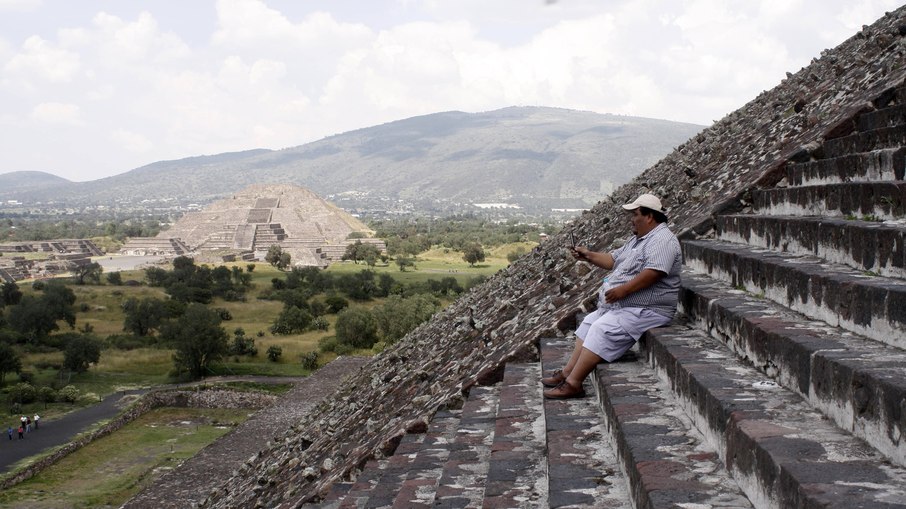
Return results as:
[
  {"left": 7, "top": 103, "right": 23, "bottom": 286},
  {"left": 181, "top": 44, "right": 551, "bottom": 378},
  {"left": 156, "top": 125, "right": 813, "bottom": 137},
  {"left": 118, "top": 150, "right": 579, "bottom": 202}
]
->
[
  {"left": 10, "top": 243, "right": 533, "bottom": 402},
  {"left": 0, "top": 407, "right": 252, "bottom": 509}
]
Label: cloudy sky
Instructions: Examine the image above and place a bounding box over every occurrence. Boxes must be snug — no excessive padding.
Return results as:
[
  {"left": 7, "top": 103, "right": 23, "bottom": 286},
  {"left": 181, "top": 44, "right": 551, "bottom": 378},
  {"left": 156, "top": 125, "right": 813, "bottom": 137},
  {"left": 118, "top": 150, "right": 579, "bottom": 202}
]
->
[{"left": 0, "top": 0, "right": 900, "bottom": 182}]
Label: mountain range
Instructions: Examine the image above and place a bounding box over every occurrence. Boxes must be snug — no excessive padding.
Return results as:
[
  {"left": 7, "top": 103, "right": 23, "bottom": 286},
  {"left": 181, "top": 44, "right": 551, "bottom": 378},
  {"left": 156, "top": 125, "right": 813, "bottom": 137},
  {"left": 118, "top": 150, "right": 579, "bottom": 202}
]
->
[{"left": 0, "top": 107, "right": 703, "bottom": 215}]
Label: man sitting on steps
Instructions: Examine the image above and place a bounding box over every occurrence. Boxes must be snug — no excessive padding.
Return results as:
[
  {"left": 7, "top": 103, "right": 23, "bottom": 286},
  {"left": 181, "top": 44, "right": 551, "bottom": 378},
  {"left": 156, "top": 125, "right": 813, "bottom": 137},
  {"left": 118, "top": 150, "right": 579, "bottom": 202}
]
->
[{"left": 543, "top": 193, "right": 682, "bottom": 399}]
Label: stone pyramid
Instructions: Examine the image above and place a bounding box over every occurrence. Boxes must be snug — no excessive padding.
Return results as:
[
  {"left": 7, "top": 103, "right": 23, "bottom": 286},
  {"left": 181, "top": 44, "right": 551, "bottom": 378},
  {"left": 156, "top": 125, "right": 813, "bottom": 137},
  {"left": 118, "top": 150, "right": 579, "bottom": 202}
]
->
[{"left": 158, "top": 183, "right": 382, "bottom": 265}]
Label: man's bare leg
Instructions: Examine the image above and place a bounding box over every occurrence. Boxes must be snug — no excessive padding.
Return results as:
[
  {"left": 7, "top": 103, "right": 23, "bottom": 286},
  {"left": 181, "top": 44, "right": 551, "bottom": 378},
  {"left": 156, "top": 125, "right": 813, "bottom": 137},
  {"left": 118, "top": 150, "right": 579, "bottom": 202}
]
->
[
  {"left": 560, "top": 337, "right": 585, "bottom": 377},
  {"left": 564, "top": 347, "right": 603, "bottom": 388},
  {"left": 543, "top": 345, "right": 602, "bottom": 399},
  {"left": 541, "top": 337, "right": 584, "bottom": 387}
]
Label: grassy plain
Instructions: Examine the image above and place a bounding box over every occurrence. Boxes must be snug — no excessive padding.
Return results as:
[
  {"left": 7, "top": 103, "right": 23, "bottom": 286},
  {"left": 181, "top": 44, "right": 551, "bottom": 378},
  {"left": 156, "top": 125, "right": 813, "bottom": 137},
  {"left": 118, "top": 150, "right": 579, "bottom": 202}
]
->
[
  {"left": 13, "top": 243, "right": 532, "bottom": 403},
  {"left": 0, "top": 407, "right": 251, "bottom": 509}
]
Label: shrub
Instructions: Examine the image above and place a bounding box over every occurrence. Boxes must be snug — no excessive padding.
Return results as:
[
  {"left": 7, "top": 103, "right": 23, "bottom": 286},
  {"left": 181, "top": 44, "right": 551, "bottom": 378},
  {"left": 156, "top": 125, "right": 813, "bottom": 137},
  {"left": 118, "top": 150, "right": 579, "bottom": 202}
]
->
[
  {"left": 107, "top": 334, "right": 149, "bottom": 351},
  {"left": 270, "top": 306, "right": 313, "bottom": 335},
  {"left": 334, "top": 343, "right": 354, "bottom": 356},
  {"left": 58, "top": 385, "right": 80, "bottom": 403},
  {"left": 317, "top": 336, "right": 338, "bottom": 353},
  {"left": 106, "top": 272, "right": 123, "bottom": 285},
  {"left": 324, "top": 295, "right": 349, "bottom": 314},
  {"left": 38, "top": 386, "right": 57, "bottom": 403},
  {"left": 8, "top": 382, "right": 37, "bottom": 404},
  {"left": 309, "top": 300, "right": 326, "bottom": 317},
  {"left": 310, "top": 316, "right": 330, "bottom": 331},
  {"left": 266, "top": 345, "right": 283, "bottom": 362},
  {"left": 63, "top": 335, "right": 102, "bottom": 373},
  {"left": 373, "top": 294, "right": 439, "bottom": 344},
  {"left": 334, "top": 308, "right": 378, "bottom": 349},
  {"left": 33, "top": 360, "right": 62, "bottom": 370},
  {"left": 214, "top": 308, "right": 233, "bottom": 321},
  {"left": 299, "top": 351, "right": 319, "bottom": 370},
  {"left": 17, "top": 371, "right": 34, "bottom": 384},
  {"left": 230, "top": 329, "right": 258, "bottom": 357}
]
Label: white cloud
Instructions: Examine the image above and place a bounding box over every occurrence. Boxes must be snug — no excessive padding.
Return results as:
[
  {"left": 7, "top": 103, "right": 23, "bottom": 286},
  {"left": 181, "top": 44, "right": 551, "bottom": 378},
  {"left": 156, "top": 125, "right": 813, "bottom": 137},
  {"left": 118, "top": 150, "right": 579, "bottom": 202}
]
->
[
  {"left": 110, "top": 128, "right": 152, "bottom": 153},
  {"left": 31, "top": 101, "right": 81, "bottom": 125},
  {"left": 0, "top": 0, "right": 40, "bottom": 12},
  {"left": 4, "top": 35, "right": 80, "bottom": 83}
]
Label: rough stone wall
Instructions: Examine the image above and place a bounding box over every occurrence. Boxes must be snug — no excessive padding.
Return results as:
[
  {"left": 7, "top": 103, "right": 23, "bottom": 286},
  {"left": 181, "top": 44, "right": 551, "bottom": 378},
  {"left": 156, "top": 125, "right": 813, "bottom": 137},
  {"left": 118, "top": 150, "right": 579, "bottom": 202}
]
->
[{"left": 202, "top": 8, "right": 906, "bottom": 508}]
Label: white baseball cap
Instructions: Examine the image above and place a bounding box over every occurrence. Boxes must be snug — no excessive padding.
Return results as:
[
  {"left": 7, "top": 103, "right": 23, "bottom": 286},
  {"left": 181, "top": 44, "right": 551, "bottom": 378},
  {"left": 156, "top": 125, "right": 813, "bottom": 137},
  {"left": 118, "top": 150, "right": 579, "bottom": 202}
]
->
[{"left": 622, "top": 193, "right": 666, "bottom": 215}]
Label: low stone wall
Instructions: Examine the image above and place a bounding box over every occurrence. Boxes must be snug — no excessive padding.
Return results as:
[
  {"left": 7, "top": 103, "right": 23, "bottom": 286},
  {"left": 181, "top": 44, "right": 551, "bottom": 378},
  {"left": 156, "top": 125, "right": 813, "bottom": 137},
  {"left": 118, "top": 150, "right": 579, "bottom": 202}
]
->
[{"left": 0, "top": 388, "right": 276, "bottom": 490}]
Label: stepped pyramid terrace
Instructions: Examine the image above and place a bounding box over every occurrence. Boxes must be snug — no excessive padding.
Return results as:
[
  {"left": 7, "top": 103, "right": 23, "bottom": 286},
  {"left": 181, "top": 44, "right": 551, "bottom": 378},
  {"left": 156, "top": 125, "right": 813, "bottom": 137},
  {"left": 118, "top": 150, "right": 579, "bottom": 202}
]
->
[
  {"left": 117, "top": 7, "right": 906, "bottom": 509},
  {"left": 120, "top": 184, "right": 384, "bottom": 266}
]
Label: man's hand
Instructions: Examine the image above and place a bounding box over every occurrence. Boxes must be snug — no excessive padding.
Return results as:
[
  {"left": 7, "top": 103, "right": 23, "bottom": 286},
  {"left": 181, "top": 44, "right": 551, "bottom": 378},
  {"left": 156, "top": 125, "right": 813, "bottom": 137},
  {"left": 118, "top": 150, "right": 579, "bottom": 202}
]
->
[
  {"left": 604, "top": 285, "right": 629, "bottom": 303},
  {"left": 571, "top": 246, "right": 615, "bottom": 270},
  {"left": 607, "top": 268, "right": 665, "bottom": 302},
  {"left": 571, "top": 246, "right": 590, "bottom": 260}
]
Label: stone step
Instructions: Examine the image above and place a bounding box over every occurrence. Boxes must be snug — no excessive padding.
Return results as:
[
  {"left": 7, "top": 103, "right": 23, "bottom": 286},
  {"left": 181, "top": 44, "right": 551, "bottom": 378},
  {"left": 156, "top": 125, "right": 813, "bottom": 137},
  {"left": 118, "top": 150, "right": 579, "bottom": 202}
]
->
[
  {"left": 641, "top": 324, "right": 906, "bottom": 508},
  {"left": 682, "top": 239, "right": 906, "bottom": 348},
  {"left": 587, "top": 342, "right": 752, "bottom": 508},
  {"left": 679, "top": 269, "right": 906, "bottom": 466},
  {"left": 387, "top": 411, "right": 463, "bottom": 508},
  {"left": 715, "top": 214, "right": 906, "bottom": 278},
  {"left": 539, "top": 338, "right": 631, "bottom": 508},
  {"left": 483, "top": 363, "right": 548, "bottom": 508},
  {"left": 432, "top": 385, "right": 500, "bottom": 509},
  {"left": 751, "top": 181, "right": 906, "bottom": 220},
  {"left": 331, "top": 433, "right": 427, "bottom": 508},
  {"left": 858, "top": 103, "right": 906, "bottom": 132},
  {"left": 785, "top": 147, "right": 905, "bottom": 186},
  {"left": 822, "top": 124, "right": 906, "bottom": 159}
]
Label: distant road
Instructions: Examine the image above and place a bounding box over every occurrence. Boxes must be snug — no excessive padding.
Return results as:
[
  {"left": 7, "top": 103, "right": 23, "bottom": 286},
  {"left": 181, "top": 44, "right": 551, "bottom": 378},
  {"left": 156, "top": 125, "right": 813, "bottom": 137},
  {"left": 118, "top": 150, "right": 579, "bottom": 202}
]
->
[{"left": 94, "top": 255, "right": 163, "bottom": 273}]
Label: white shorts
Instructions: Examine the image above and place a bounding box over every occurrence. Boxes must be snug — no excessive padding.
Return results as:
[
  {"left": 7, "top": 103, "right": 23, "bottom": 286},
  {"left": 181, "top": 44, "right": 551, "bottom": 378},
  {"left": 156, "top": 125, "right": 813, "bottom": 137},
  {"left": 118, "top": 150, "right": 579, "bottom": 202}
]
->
[{"left": 576, "top": 307, "right": 672, "bottom": 362}]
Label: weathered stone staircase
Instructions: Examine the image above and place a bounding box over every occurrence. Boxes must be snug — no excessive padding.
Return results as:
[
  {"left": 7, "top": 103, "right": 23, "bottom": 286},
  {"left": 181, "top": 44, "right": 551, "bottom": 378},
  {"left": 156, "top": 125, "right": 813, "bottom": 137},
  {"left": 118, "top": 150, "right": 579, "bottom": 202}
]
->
[{"left": 306, "top": 86, "right": 906, "bottom": 509}]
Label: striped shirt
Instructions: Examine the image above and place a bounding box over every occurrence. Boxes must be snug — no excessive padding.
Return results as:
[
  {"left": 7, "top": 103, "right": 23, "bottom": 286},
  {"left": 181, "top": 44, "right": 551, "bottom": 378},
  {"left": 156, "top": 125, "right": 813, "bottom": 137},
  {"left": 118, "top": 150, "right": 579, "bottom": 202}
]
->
[{"left": 606, "top": 222, "right": 682, "bottom": 317}]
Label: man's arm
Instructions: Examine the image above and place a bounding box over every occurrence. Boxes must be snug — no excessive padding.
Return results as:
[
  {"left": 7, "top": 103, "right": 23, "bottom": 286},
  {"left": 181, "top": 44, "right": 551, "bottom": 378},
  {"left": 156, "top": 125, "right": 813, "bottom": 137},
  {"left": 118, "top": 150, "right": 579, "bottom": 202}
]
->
[
  {"left": 571, "top": 246, "right": 614, "bottom": 269},
  {"left": 604, "top": 268, "right": 664, "bottom": 303}
]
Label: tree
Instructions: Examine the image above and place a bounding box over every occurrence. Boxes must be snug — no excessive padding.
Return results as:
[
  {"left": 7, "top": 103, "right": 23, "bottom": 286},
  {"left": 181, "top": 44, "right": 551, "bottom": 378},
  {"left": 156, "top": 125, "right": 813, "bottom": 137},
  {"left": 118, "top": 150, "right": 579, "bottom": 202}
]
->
[
  {"left": 324, "top": 295, "right": 349, "bottom": 314},
  {"left": 122, "top": 297, "right": 168, "bottom": 336},
  {"left": 0, "top": 281, "right": 22, "bottom": 308},
  {"left": 230, "top": 328, "right": 258, "bottom": 356},
  {"left": 373, "top": 294, "right": 440, "bottom": 344},
  {"left": 462, "top": 243, "right": 486, "bottom": 266},
  {"left": 63, "top": 335, "right": 102, "bottom": 373},
  {"left": 270, "top": 306, "right": 314, "bottom": 335},
  {"left": 335, "top": 307, "right": 378, "bottom": 349},
  {"left": 8, "top": 283, "right": 77, "bottom": 342},
  {"left": 266, "top": 345, "right": 283, "bottom": 362},
  {"left": 74, "top": 261, "right": 103, "bottom": 285},
  {"left": 279, "top": 252, "right": 292, "bottom": 270},
  {"left": 0, "top": 342, "right": 21, "bottom": 386},
  {"left": 359, "top": 244, "right": 381, "bottom": 267},
  {"left": 395, "top": 255, "right": 415, "bottom": 272},
  {"left": 106, "top": 271, "right": 123, "bottom": 285},
  {"left": 164, "top": 304, "right": 229, "bottom": 379},
  {"left": 342, "top": 240, "right": 363, "bottom": 264},
  {"left": 266, "top": 245, "right": 291, "bottom": 270}
]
